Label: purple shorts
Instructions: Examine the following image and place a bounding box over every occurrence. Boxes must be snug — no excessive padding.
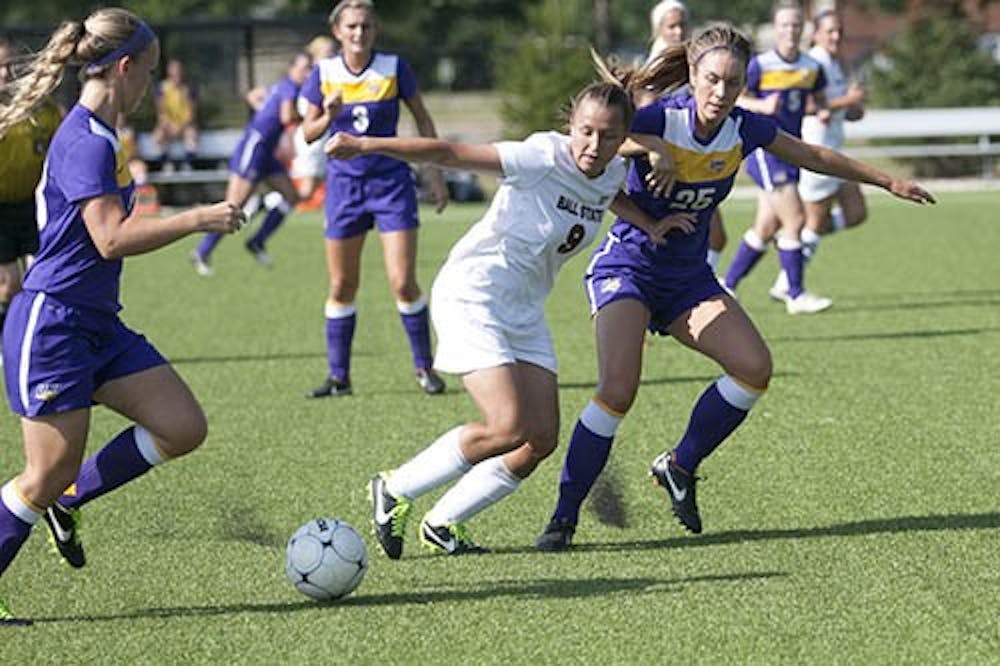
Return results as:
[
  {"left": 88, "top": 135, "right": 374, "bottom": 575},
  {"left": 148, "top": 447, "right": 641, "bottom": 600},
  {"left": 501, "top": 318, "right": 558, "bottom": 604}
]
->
[
  {"left": 585, "top": 240, "right": 725, "bottom": 335},
  {"left": 746, "top": 148, "right": 800, "bottom": 191},
  {"left": 2, "top": 291, "right": 167, "bottom": 417},
  {"left": 228, "top": 129, "right": 286, "bottom": 183},
  {"left": 324, "top": 168, "right": 419, "bottom": 240}
]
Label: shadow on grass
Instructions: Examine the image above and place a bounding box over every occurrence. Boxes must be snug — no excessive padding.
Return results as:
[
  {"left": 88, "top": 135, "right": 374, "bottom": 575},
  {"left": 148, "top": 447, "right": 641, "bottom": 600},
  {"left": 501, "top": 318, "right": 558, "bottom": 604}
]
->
[
  {"left": 31, "top": 571, "right": 785, "bottom": 624},
  {"left": 558, "top": 370, "right": 798, "bottom": 391},
  {"left": 501, "top": 512, "right": 1000, "bottom": 556},
  {"left": 770, "top": 327, "right": 997, "bottom": 345}
]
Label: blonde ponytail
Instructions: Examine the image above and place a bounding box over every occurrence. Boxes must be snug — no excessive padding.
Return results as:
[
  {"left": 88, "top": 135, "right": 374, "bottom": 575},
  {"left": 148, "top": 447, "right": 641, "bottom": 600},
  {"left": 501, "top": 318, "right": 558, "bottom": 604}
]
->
[{"left": 0, "top": 21, "right": 83, "bottom": 137}]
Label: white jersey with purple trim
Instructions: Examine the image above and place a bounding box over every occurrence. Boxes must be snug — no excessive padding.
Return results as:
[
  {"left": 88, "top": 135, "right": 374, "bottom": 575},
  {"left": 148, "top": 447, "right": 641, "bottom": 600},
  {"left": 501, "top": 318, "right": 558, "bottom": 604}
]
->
[
  {"left": 433, "top": 131, "right": 626, "bottom": 327},
  {"left": 801, "top": 45, "right": 848, "bottom": 150}
]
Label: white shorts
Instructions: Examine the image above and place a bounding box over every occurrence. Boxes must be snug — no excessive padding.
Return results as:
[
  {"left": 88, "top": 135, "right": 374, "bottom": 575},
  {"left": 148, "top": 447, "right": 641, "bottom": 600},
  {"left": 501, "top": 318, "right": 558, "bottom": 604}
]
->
[
  {"left": 430, "top": 294, "right": 557, "bottom": 375},
  {"left": 798, "top": 169, "right": 843, "bottom": 203},
  {"left": 290, "top": 128, "right": 326, "bottom": 179}
]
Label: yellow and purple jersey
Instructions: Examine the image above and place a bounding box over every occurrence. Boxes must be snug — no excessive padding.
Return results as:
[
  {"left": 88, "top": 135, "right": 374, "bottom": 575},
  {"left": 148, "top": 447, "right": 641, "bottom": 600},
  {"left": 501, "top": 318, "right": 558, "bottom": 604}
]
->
[
  {"left": 24, "top": 104, "right": 135, "bottom": 313},
  {"left": 617, "top": 94, "right": 778, "bottom": 264},
  {"left": 300, "top": 51, "right": 417, "bottom": 177},
  {"left": 746, "top": 49, "right": 826, "bottom": 137},
  {"left": 0, "top": 100, "right": 61, "bottom": 203},
  {"left": 156, "top": 79, "right": 197, "bottom": 126}
]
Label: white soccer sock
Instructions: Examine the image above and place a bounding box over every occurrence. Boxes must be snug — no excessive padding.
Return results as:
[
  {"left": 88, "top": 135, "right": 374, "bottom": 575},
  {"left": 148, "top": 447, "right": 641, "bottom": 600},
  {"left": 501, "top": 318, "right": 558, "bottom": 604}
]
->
[
  {"left": 385, "top": 426, "right": 471, "bottom": 500},
  {"left": 743, "top": 229, "right": 766, "bottom": 252},
  {"left": 580, "top": 399, "right": 623, "bottom": 438},
  {"left": 264, "top": 190, "right": 292, "bottom": 214},
  {"left": 1, "top": 480, "right": 41, "bottom": 525},
  {"left": 706, "top": 249, "right": 721, "bottom": 272},
  {"left": 831, "top": 206, "right": 847, "bottom": 232},
  {"left": 424, "top": 456, "right": 521, "bottom": 526},
  {"left": 801, "top": 227, "right": 822, "bottom": 247}
]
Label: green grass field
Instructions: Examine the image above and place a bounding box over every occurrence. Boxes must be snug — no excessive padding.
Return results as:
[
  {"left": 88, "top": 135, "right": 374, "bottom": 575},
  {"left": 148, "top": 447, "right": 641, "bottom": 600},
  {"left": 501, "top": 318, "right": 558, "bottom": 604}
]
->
[{"left": 2, "top": 190, "right": 998, "bottom": 663}]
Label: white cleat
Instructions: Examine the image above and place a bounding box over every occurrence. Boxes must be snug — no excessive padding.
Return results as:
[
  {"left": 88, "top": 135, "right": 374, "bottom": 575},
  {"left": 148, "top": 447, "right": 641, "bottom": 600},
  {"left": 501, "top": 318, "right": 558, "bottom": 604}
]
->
[
  {"left": 785, "top": 291, "right": 833, "bottom": 315},
  {"left": 769, "top": 271, "right": 790, "bottom": 302},
  {"left": 189, "top": 250, "right": 213, "bottom": 277},
  {"left": 716, "top": 275, "right": 736, "bottom": 299}
]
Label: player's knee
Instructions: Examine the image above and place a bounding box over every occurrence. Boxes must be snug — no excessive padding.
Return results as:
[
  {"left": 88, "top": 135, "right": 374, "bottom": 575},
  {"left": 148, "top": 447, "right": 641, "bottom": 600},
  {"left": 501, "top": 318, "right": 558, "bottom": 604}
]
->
[
  {"left": 388, "top": 277, "right": 420, "bottom": 303},
  {"left": 328, "top": 278, "right": 358, "bottom": 303},
  {"left": 596, "top": 378, "right": 638, "bottom": 415},
  {"left": 159, "top": 409, "right": 208, "bottom": 457},
  {"left": 20, "top": 459, "right": 79, "bottom": 507},
  {"left": 735, "top": 350, "right": 772, "bottom": 391},
  {"left": 484, "top": 418, "right": 529, "bottom": 453}
]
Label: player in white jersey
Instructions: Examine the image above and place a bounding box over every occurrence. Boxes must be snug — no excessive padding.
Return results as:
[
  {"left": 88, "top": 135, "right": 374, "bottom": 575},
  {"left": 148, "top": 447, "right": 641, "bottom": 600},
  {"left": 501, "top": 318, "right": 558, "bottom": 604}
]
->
[
  {"left": 325, "top": 82, "right": 694, "bottom": 558},
  {"left": 770, "top": 9, "right": 868, "bottom": 299}
]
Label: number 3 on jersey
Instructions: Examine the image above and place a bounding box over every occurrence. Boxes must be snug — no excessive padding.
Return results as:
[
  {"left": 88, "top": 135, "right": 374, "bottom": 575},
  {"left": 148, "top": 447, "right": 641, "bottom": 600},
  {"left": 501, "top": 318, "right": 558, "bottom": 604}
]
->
[
  {"left": 669, "top": 186, "right": 717, "bottom": 211},
  {"left": 352, "top": 106, "right": 370, "bottom": 133},
  {"left": 557, "top": 224, "right": 586, "bottom": 254}
]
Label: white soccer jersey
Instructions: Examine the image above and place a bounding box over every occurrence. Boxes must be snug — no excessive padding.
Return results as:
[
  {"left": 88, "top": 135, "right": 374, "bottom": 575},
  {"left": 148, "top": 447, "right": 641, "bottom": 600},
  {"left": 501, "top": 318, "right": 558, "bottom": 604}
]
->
[
  {"left": 801, "top": 45, "right": 848, "bottom": 149},
  {"left": 434, "top": 131, "right": 627, "bottom": 325}
]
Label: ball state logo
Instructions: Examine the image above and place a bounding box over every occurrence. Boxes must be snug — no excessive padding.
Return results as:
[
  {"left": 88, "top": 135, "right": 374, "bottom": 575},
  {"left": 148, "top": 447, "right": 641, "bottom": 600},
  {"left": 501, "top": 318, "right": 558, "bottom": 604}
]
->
[
  {"left": 33, "top": 382, "right": 63, "bottom": 402},
  {"left": 600, "top": 277, "right": 622, "bottom": 294},
  {"left": 709, "top": 158, "right": 726, "bottom": 173}
]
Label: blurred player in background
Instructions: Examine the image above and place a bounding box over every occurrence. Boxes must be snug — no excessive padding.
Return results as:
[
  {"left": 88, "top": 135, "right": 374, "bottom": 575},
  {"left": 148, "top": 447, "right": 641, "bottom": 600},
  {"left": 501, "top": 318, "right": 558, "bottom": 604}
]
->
[
  {"left": 329, "top": 82, "right": 688, "bottom": 556},
  {"left": 646, "top": 1, "right": 728, "bottom": 272},
  {"left": 300, "top": 0, "right": 449, "bottom": 398},
  {"left": 769, "top": 8, "right": 868, "bottom": 300},
  {"left": 293, "top": 35, "right": 336, "bottom": 207},
  {"left": 151, "top": 57, "right": 199, "bottom": 171},
  {"left": 723, "top": 1, "right": 833, "bottom": 314},
  {"left": 535, "top": 23, "right": 933, "bottom": 552},
  {"left": 0, "top": 7, "right": 244, "bottom": 625},
  {"left": 190, "top": 52, "right": 312, "bottom": 275},
  {"left": 0, "top": 36, "right": 62, "bottom": 335}
]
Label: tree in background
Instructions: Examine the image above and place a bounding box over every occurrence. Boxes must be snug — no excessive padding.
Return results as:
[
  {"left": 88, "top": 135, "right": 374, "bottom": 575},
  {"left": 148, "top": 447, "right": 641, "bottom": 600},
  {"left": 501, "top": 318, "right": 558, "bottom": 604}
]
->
[{"left": 494, "top": 0, "right": 594, "bottom": 138}]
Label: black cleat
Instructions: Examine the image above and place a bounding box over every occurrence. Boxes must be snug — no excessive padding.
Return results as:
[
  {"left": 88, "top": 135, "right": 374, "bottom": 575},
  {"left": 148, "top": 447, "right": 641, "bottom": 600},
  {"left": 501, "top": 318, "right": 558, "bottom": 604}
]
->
[
  {"left": 369, "top": 473, "right": 411, "bottom": 560},
  {"left": 306, "top": 377, "right": 352, "bottom": 398},
  {"left": 534, "top": 518, "right": 576, "bottom": 552},
  {"left": 649, "top": 452, "right": 702, "bottom": 534},
  {"left": 244, "top": 239, "right": 273, "bottom": 267},
  {"left": 415, "top": 368, "right": 446, "bottom": 395},
  {"left": 43, "top": 503, "right": 86, "bottom": 568},
  {"left": 419, "top": 518, "right": 489, "bottom": 556}
]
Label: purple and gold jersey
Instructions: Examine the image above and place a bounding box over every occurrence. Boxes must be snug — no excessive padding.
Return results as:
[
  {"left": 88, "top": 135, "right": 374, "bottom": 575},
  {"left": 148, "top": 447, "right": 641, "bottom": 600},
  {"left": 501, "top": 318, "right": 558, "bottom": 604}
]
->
[
  {"left": 615, "top": 95, "right": 778, "bottom": 265},
  {"left": 249, "top": 75, "right": 300, "bottom": 152},
  {"left": 746, "top": 49, "right": 826, "bottom": 137},
  {"left": 300, "top": 52, "right": 417, "bottom": 177},
  {"left": 23, "top": 104, "right": 136, "bottom": 313}
]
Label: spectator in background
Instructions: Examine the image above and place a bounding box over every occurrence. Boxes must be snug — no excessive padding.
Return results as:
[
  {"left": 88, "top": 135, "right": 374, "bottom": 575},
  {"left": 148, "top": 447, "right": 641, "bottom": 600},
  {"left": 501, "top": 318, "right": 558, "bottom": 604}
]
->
[
  {"left": 292, "top": 35, "right": 336, "bottom": 209},
  {"left": 151, "top": 58, "right": 199, "bottom": 171},
  {"left": 0, "top": 36, "right": 62, "bottom": 334}
]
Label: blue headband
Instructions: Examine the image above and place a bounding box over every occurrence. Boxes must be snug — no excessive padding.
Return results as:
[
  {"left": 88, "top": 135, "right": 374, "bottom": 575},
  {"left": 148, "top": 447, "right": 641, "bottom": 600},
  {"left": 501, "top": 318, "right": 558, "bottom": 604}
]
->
[{"left": 85, "top": 21, "right": 156, "bottom": 74}]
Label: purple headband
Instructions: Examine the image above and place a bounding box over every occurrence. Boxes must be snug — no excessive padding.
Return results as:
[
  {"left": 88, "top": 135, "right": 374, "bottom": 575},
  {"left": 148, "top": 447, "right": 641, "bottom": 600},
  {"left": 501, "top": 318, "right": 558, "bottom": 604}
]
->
[{"left": 85, "top": 20, "right": 156, "bottom": 74}]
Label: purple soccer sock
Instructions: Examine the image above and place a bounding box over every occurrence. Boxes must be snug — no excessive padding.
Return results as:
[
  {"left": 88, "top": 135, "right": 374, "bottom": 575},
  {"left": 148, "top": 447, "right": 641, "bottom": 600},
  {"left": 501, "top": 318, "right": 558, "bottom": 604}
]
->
[
  {"left": 0, "top": 483, "right": 38, "bottom": 577},
  {"left": 672, "top": 382, "right": 751, "bottom": 474},
  {"left": 724, "top": 240, "right": 765, "bottom": 289},
  {"left": 196, "top": 232, "right": 223, "bottom": 260},
  {"left": 551, "top": 420, "right": 614, "bottom": 525},
  {"left": 777, "top": 247, "right": 805, "bottom": 299},
  {"left": 248, "top": 206, "right": 286, "bottom": 250},
  {"left": 60, "top": 426, "right": 158, "bottom": 509},
  {"left": 325, "top": 307, "right": 356, "bottom": 382},
  {"left": 398, "top": 300, "right": 433, "bottom": 370}
]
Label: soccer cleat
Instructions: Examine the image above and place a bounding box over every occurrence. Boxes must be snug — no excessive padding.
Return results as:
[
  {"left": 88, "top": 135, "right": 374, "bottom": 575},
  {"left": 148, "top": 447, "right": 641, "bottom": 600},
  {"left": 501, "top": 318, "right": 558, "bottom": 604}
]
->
[
  {"left": 768, "top": 271, "right": 790, "bottom": 302},
  {"left": 649, "top": 451, "right": 702, "bottom": 534},
  {"left": 415, "top": 368, "right": 446, "bottom": 395},
  {"left": 419, "top": 518, "right": 489, "bottom": 556},
  {"left": 244, "top": 240, "right": 274, "bottom": 268},
  {"left": 534, "top": 518, "right": 576, "bottom": 552},
  {"left": 189, "top": 250, "right": 213, "bottom": 277},
  {"left": 306, "top": 377, "right": 352, "bottom": 398},
  {"left": 0, "top": 597, "right": 32, "bottom": 626},
  {"left": 716, "top": 274, "right": 736, "bottom": 299},
  {"left": 369, "top": 473, "right": 412, "bottom": 560},
  {"left": 785, "top": 291, "right": 833, "bottom": 315},
  {"left": 44, "top": 503, "right": 86, "bottom": 568}
]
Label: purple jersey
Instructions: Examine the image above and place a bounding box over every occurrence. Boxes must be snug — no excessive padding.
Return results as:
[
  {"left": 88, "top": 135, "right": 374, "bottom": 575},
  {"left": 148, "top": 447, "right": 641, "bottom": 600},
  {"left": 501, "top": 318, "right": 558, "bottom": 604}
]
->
[
  {"left": 300, "top": 52, "right": 417, "bottom": 177},
  {"left": 23, "top": 104, "right": 136, "bottom": 313},
  {"left": 746, "top": 49, "right": 826, "bottom": 137},
  {"left": 249, "top": 75, "right": 300, "bottom": 153},
  {"left": 615, "top": 95, "right": 778, "bottom": 265}
]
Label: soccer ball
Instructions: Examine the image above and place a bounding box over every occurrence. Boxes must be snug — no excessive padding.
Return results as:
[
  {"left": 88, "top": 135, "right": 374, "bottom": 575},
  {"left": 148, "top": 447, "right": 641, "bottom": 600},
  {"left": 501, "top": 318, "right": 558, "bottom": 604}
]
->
[{"left": 285, "top": 517, "right": 368, "bottom": 601}]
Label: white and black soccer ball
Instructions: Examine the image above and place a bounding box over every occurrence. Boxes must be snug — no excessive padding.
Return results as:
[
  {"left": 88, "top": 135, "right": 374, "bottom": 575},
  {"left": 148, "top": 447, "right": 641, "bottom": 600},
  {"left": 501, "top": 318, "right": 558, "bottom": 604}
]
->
[{"left": 285, "top": 517, "right": 368, "bottom": 601}]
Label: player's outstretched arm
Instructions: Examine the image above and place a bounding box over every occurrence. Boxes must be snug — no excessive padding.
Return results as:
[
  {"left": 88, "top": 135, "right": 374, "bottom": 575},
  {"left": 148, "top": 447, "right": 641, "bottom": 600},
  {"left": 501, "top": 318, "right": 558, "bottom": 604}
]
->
[
  {"left": 766, "top": 131, "right": 935, "bottom": 205},
  {"left": 324, "top": 132, "right": 503, "bottom": 174}
]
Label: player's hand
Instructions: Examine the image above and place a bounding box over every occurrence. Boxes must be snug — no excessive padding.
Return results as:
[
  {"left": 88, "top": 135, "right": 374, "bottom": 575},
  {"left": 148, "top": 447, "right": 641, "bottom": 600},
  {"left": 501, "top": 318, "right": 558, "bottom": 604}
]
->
[
  {"left": 644, "top": 151, "right": 676, "bottom": 198},
  {"left": 888, "top": 179, "right": 935, "bottom": 205},
  {"left": 324, "top": 132, "right": 362, "bottom": 160},
  {"left": 323, "top": 90, "right": 343, "bottom": 117},
  {"left": 643, "top": 212, "right": 697, "bottom": 245},
  {"left": 816, "top": 108, "right": 832, "bottom": 124},
  {"left": 427, "top": 169, "right": 449, "bottom": 214},
  {"left": 762, "top": 94, "right": 782, "bottom": 116},
  {"left": 198, "top": 201, "right": 246, "bottom": 233},
  {"left": 846, "top": 83, "right": 866, "bottom": 107}
]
